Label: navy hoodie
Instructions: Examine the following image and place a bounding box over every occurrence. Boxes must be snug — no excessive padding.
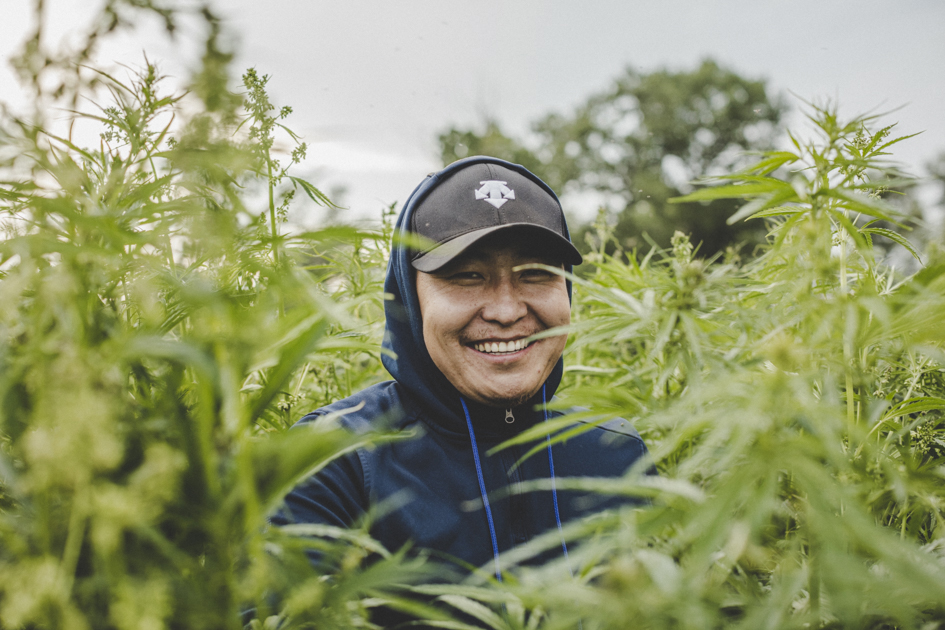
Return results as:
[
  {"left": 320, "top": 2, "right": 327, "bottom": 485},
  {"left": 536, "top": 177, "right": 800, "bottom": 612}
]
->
[{"left": 272, "top": 157, "right": 649, "bottom": 584}]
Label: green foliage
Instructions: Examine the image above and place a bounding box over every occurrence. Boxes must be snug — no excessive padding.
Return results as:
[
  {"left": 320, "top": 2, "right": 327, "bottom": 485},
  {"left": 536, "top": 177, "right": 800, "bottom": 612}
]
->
[
  {"left": 499, "top": 105, "right": 945, "bottom": 629},
  {"left": 439, "top": 60, "right": 786, "bottom": 258},
  {"left": 3, "top": 4, "right": 945, "bottom": 629},
  {"left": 0, "top": 6, "right": 404, "bottom": 629}
]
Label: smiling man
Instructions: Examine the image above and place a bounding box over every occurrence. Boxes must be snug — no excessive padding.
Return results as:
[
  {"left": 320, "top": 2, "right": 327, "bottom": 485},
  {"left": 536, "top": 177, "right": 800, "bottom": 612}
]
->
[
  {"left": 273, "top": 157, "right": 649, "bottom": 587},
  {"left": 415, "top": 233, "right": 571, "bottom": 410}
]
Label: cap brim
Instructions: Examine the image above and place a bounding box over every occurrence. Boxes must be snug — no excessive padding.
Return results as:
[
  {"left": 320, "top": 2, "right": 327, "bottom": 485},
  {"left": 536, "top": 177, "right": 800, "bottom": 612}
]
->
[{"left": 410, "top": 223, "right": 583, "bottom": 272}]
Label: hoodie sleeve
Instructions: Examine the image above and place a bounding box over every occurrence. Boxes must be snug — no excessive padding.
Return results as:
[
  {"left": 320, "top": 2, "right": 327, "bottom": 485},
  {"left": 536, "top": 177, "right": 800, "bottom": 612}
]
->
[{"left": 269, "top": 449, "right": 368, "bottom": 529}]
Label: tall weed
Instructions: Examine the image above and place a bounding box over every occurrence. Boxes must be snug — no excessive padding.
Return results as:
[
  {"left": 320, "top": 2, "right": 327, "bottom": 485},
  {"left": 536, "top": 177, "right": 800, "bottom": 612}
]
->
[
  {"left": 470, "top": 107, "right": 945, "bottom": 630},
  {"left": 2, "top": 3, "right": 944, "bottom": 629},
  {"left": 0, "top": 5, "right": 404, "bottom": 629}
]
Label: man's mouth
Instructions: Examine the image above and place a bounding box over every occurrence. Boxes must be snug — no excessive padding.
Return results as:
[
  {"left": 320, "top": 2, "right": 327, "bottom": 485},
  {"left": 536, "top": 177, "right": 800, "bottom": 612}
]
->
[{"left": 472, "top": 339, "right": 532, "bottom": 355}]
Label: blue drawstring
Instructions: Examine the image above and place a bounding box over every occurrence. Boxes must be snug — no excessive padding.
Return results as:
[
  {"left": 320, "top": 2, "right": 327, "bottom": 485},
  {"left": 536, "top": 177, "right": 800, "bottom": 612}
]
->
[
  {"left": 542, "top": 384, "right": 575, "bottom": 578},
  {"left": 543, "top": 386, "right": 583, "bottom": 630},
  {"left": 461, "top": 397, "right": 503, "bottom": 582},
  {"left": 461, "top": 387, "right": 575, "bottom": 583}
]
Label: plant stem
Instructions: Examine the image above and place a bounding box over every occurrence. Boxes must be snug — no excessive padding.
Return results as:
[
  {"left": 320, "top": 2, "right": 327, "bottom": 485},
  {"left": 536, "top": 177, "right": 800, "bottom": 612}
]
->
[
  {"left": 268, "top": 157, "right": 278, "bottom": 265},
  {"left": 60, "top": 487, "right": 88, "bottom": 596}
]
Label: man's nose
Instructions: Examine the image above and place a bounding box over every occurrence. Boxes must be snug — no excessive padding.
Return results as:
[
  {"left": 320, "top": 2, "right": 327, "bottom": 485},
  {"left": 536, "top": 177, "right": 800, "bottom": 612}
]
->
[{"left": 480, "top": 278, "right": 527, "bottom": 325}]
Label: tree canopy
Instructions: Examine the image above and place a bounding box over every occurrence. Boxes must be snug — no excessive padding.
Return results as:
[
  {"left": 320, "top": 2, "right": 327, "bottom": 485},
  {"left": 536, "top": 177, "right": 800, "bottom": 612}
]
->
[{"left": 439, "top": 59, "right": 786, "bottom": 258}]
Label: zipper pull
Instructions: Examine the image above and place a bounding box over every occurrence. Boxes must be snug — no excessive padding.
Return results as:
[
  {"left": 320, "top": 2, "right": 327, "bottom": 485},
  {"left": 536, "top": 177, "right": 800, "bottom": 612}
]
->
[{"left": 505, "top": 408, "right": 515, "bottom": 424}]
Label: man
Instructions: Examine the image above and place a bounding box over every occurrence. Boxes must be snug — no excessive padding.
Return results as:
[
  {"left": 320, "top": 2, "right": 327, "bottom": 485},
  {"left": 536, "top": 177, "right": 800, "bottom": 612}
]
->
[{"left": 273, "top": 156, "right": 649, "bottom": 587}]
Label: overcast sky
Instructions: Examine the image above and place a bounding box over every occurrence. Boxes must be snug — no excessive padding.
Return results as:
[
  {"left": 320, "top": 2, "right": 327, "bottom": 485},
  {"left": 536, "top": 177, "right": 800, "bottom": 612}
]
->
[{"left": 2, "top": 0, "right": 944, "bottom": 225}]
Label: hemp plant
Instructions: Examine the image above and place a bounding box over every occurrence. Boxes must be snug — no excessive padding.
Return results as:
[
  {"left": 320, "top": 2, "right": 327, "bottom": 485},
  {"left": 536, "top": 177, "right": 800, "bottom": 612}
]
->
[
  {"left": 240, "top": 68, "right": 336, "bottom": 265},
  {"left": 0, "top": 5, "right": 427, "bottom": 630},
  {"left": 465, "top": 105, "right": 945, "bottom": 630},
  {"left": 4, "top": 1, "right": 945, "bottom": 628}
]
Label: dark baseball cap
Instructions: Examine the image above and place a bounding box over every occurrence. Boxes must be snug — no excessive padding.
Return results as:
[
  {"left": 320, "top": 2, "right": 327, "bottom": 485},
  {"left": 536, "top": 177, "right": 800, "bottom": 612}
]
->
[{"left": 409, "top": 160, "right": 583, "bottom": 272}]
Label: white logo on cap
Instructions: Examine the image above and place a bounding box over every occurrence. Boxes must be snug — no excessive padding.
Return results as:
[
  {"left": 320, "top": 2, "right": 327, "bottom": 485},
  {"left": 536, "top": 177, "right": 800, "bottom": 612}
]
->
[{"left": 474, "top": 180, "right": 515, "bottom": 209}]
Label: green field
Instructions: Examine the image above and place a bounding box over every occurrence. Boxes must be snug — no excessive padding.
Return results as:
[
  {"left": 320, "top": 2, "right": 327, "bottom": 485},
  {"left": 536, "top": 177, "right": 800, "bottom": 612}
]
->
[{"left": 1, "top": 5, "right": 944, "bottom": 629}]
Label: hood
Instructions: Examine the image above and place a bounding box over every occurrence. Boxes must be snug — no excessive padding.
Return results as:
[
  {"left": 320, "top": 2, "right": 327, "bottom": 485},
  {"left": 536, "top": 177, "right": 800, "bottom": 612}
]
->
[{"left": 381, "top": 156, "right": 576, "bottom": 440}]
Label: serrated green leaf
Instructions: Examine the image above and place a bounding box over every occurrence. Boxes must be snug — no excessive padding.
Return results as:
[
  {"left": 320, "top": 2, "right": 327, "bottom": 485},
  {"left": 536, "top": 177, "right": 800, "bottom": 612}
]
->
[
  {"left": 863, "top": 226, "right": 923, "bottom": 262},
  {"left": 670, "top": 180, "right": 790, "bottom": 204},
  {"left": 736, "top": 151, "right": 801, "bottom": 176},
  {"left": 437, "top": 595, "right": 508, "bottom": 630},
  {"left": 727, "top": 187, "right": 799, "bottom": 225},
  {"left": 821, "top": 188, "right": 902, "bottom": 223},
  {"left": 289, "top": 175, "right": 341, "bottom": 208},
  {"left": 746, "top": 205, "right": 804, "bottom": 220}
]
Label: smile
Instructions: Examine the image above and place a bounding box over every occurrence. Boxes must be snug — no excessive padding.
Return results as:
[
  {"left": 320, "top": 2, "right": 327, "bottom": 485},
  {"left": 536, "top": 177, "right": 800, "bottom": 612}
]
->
[{"left": 472, "top": 339, "right": 532, "bottom": 354}]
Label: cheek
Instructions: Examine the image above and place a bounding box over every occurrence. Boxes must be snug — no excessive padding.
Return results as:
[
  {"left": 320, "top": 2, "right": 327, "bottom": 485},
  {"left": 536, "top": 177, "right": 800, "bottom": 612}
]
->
[
  {"left": 554, "top": 297, "right": 572, "bottom": 327},
  {"left": 537, "top": 284, "right": 572, "bottom": 328},
  {"left": 419, "top": 293, "right": 476, "bottom": 355},
  {"left": 422, "top": 316, "right": 450, "bottom": 355},
  {"left": 540, "top": 289, "right": 571, "bottom": 359},
  {"left": 420, "top": 305, "right": 443, "bottom": 355},
  {"left": 422, "top": 299, "right": 461, "bottom": 343}
]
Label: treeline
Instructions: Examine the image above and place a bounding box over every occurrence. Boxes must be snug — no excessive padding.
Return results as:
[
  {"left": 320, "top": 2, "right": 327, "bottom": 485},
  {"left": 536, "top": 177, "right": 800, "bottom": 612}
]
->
[{"left": 438, "top": 61, "right": 944, "bottom": 264}]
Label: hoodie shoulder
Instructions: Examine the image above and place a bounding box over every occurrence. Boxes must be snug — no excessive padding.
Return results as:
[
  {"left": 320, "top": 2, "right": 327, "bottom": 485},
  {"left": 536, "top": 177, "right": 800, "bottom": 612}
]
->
[
  {"left": 295, "top": 381, "right": 415, "bottom": 434},
  {"left": 547, "top": 402, "right": 644, "bottom": 442},
  {"left": 587, "top": 416, "right": 643, "bottom": 440}
]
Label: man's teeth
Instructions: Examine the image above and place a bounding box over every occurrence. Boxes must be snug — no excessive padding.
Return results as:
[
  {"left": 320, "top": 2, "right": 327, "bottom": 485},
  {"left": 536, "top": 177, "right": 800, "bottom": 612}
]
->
[{"left": 473, "top": 339, "right": 531, "bottom": 354}]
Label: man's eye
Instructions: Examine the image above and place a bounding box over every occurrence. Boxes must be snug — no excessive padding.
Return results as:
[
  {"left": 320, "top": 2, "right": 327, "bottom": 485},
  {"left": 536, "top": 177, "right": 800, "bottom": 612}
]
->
[
  {"left": 449, "top": 271, "right": 483, "bottom": 281},
  {"left": 521, "top": 268, "right": 554, "bottom": 280}
]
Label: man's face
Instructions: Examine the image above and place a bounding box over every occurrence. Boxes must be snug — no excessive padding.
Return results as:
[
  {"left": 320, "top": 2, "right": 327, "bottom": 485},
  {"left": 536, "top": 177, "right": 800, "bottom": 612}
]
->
[{"left": 415, "top": 234, "right": 571, "bottom": 408}]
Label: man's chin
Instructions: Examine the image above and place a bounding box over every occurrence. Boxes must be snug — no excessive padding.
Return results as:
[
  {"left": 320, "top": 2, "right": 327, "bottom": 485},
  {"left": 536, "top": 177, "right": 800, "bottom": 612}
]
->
[{"left": 469, "top": 388, "right": 537, "bottom": 409}]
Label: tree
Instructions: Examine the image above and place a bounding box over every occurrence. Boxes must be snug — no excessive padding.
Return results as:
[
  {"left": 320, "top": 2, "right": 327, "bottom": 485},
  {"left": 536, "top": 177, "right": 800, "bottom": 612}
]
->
[{"left": 439, "top": 59, "right": 786, "bottom": 258}]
